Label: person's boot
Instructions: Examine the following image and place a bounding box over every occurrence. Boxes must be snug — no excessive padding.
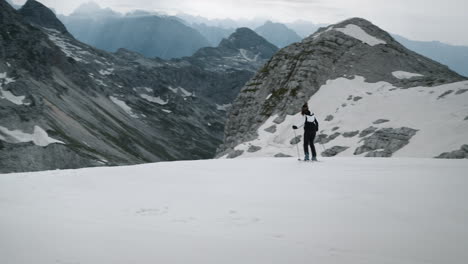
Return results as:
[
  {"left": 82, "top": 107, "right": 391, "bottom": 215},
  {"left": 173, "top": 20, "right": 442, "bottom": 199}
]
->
[
  {"left": 304, "top": 153, "right": 310, "bottom": 161},
  {"left": 312, "top": 156, "right": 317, "bottom": 161}
]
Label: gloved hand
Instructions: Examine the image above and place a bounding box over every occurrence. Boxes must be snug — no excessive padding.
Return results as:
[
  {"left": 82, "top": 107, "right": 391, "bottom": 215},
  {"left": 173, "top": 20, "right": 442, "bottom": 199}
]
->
[{"left": 292, "top": 125, "right": 298, "bottom": 129}]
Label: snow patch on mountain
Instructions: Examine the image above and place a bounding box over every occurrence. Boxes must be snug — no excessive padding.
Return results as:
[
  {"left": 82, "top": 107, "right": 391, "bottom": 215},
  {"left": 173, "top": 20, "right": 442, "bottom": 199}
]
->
[
  {"left": 109, "top": 96, "right": 138, "bottom": 118},
  {"left": 239, "top": 49, "right": 259, "bottom": 62},
  {"left": 168, "top": 86, "right": 193, "bottom": 97},
  {"left": 334, "top": 24, "right": 386, "bottom": 46},
  {"left": 99, "top": 68, "right": 114, "bottom": 76},
  {"left": 0, "top": 125, "right": 64, "bottom": 146},
  {"left": 227, "top": 76, "right": 468, "bottom": 158},
  {"left": 139, "top": 94, "right": 168, "bottom": 105},
  {"left": 216, "top": 103, "right": 232, "bottom": 111},
  {"left": 45, "top": 28, "right": 90, "bottom": 63},
  {"left": 392, "top": 71, "right": 424, "bottom": 79},
  {"left": 0, "top": 72, "right": 27, "bottom": 105}
]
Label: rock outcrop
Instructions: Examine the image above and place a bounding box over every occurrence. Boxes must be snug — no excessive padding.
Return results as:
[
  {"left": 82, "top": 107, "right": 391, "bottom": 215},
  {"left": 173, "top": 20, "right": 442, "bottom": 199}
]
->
[{"left": 436, "top": 145, "right": 468, "bottom": 159}]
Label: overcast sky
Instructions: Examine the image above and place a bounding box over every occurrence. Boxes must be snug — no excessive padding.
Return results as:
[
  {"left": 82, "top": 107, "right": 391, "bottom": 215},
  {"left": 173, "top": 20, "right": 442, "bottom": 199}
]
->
[{"left": 11, "top": 0, "right": 468, "bottom": 46}]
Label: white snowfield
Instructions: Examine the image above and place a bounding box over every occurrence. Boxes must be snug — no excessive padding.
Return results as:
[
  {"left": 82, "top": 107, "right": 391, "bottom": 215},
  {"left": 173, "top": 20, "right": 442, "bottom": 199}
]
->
[
  {"left": 0, "top": 72, "right": 28, "bottom": 105},
  {"left": 139, "top": 94, "right": 169, "bottom": 105},
  {"left": 334, "top": 24, "right": 386, "bottom": 46},
  {"left": 45, "top": 28, "right": 91, "bottom": 63},
  {"left": 168, "top": 86, "right": 193, "bottom": 97},
  {"left": 0, "top": 157, "right": 467, "bottom": 264},
  {"left": 109, "top": 96, "right": 139, "bottom": 118},
  {"left": 231, "top": 76, "right": 468, "bottom": 158},
  {"left": 216, "top": 103, "right": 232, "bottom": 111},
  {"left": 392, "top": 71, "right": 424, "bottom": 79}
]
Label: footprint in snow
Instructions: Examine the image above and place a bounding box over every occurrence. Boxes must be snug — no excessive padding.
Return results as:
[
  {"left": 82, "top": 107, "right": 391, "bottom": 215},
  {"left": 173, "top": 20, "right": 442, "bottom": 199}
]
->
[{"left": 135, "top": 207, "right": 169, "bottom": 216}]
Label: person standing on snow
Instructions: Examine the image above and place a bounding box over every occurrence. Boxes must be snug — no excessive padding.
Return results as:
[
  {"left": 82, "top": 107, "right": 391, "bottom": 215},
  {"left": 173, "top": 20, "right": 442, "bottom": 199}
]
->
[{"left": 292, "top": 103, "right": 319, "bottom": 161}]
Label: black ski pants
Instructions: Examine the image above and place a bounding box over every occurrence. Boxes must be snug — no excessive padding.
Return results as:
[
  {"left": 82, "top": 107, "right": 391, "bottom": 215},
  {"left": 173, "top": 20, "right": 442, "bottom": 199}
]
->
[{"left": 303, "top": 129, "right": 317, "bottom": 157}]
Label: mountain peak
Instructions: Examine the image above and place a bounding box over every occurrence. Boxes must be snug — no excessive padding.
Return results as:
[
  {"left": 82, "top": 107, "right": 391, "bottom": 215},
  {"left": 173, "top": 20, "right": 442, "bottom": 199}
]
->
[
  {"left": 309, "top": 17, "right": 394, "bottom": 46},
  {"left": 18, "top": 0, "right": 68, "bottom": 34},
  {"left": 255, "top": 21, "right": 302, "bottom": 48},
  {"left": 70, "top": 1, "right": 119, "bottom": 17},
  {"left": 73, "top": 1, "right": 101, "bottom": 13},
  {"left": 218, "top": 27, "right": 278, "bottom": 59}
]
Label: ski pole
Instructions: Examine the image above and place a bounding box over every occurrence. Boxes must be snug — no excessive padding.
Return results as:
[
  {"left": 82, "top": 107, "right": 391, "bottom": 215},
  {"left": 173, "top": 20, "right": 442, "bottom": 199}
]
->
[{"left": 293, "top": 129, "right": 301, "bottom": 161}]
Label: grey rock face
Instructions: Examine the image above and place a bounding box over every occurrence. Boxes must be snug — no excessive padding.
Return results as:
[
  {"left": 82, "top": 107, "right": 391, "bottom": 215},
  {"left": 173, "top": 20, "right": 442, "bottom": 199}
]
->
[
  {"left": 343, "top": 131, "right": 359, "bottom": 137},
  {"left": 373, "top": 119, "right": 390, "bottom": 124},
  {"left": 436, "top": 144, "right": 468, "bottom": 159},
  {"left": 264, "top": 125, "right": 277, "bottom": 133},
  {"left": 321, "top": 146, "right": 349, "bottom": 157},
  {"left": 247, "top": 145, "right": 262, "bottom": 153},
  {"left": 359, "top": 126, "right": 378, "bottom": 137},
  {"left": 218, "top": 17, "right": 466, "bottom": 155},
  {"left": 365, "top": 150, "right": 393, "bottom": 157},
  {"left": 354, "top": 127, "right": 418, "bottom": 156},
  {"left": 274, "top": 153, "right": 292, "bottom": 157},
  {"left": 290, "top": 135, "right": 301, "bottom": 145},
  {"left": 273, "top": 115, "right": 286, "bottom": 124},
  {"left": 227, "top": 149, "right": 244, "bottom": 158},
  {"left": 315, "top": 132, "right": 341, "bottom": 144}
]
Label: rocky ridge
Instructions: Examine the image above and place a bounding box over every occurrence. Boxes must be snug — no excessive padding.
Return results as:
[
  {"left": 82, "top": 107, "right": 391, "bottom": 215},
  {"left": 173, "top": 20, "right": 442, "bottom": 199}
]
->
[{"left": 218, "top": 18, "right": 468, "bottom": 159}]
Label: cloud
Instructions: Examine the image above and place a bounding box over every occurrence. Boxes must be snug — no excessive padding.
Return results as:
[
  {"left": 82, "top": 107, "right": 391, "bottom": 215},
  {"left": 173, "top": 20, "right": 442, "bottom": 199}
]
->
[{"left": 15, "top": 0, "right": 468, "bottom": 45}]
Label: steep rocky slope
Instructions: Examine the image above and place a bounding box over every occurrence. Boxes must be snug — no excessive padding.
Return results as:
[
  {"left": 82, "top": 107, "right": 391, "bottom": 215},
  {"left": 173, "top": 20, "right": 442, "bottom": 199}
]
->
[
  {"left": 0, "top": 0, "right": 277, "bottom": 173},
  {"left": 218, "top": 18, "right": 468, "bottom": 159}
]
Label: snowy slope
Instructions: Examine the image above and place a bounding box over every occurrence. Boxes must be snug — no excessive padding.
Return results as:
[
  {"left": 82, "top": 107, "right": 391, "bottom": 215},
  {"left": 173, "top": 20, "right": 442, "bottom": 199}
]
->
[
  {"left": 1, "top": 157, "right": 467, "bottom": 264},
  {"left": 227, "top": 77, "right": 468, "bottom": 159}
]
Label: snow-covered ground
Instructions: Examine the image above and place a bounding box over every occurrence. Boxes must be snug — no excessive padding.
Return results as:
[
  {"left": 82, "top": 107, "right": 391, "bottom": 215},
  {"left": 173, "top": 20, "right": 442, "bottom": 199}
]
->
[
  {"left": 230, "top": 76, "right": 468, "bottom": 158},
  {"left": 1, "top": 157, "right": 467, "bottom": 264}
]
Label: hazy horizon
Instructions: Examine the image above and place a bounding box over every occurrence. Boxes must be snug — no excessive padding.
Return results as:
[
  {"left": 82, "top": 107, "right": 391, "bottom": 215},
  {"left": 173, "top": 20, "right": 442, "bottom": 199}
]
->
[{"left": 8, "top": 0, "right": 468, "bottom": 46}]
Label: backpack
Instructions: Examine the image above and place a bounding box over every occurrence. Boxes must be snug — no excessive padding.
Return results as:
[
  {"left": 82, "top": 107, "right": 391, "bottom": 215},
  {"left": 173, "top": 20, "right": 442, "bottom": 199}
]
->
[{"left": 304, "top": 114, "right": 319, "bottom": 131}]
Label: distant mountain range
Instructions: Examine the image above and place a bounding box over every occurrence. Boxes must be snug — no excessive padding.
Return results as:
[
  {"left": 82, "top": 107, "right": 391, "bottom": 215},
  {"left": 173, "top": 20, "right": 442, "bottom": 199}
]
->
[
  {"left": 254, "top": 21, "right": 302, "bottom": 48},
  {"left": 58, "top": 2, "right": 211, "bottom": 59},
  {"left": 393, "top": 34, "right": 468, "bottom": 77}
]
